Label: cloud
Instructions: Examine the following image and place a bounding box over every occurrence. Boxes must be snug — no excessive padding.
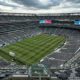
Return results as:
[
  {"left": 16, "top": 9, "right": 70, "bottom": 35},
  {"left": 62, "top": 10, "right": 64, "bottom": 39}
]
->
[
  {"left": 12, "top": 0, "right": 62, "bottom": 9},
  {"left": 0, "top": 0, "right": 80, "bottom": 13},
  {"left": 66, "top": 0, "right": 80, "bottom": 3},
  {"left": 0, "top": 0, "right": 20, "bottom": 7},
  {"left": 12, "top": 0, "right": 41, "bottom": 9},
  {"left": 61, "top": 0, "right": 80, "bottom": 8}
]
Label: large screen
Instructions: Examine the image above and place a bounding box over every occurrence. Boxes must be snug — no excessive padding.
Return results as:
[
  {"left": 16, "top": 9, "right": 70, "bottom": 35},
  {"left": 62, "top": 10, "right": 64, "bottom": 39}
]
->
[
  {"left": 39, "top": 20, "right": 52, "bottom": 24},
  {"left": 39, "top": 20, "right": 45, "bottom": 24},
  {"left": 74, "top": 20, "right": 80, "bottom": 25}
]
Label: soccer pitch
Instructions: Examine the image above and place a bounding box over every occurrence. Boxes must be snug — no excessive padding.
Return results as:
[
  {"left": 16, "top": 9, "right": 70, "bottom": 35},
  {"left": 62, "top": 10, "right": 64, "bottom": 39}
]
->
[{"left": 0, "top": 34, "right": 65, "bottom": 65}]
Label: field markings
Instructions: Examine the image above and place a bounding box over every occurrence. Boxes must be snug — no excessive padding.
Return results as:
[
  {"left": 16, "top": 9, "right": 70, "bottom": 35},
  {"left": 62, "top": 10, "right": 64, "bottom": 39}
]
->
[{"left": 0, "top": 34, "right": 65, "bottom": 65}]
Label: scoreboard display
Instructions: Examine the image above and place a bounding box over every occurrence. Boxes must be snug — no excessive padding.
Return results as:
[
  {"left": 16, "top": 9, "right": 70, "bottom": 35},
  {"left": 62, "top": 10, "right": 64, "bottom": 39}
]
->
[
  {"left": 39, "top": 20, "right": 52, "bottom": 24},
  {"left": 74, "top": 20, "right": 80, "bottom": 25},
  {"left": 39, "top": 20, "right": 45, "bottom": 24}
]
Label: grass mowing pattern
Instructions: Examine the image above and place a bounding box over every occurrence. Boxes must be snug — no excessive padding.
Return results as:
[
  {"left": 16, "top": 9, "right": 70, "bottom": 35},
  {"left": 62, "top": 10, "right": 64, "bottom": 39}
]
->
[{"left": 0, "top": 34, "right": 65, "bottom": 65}]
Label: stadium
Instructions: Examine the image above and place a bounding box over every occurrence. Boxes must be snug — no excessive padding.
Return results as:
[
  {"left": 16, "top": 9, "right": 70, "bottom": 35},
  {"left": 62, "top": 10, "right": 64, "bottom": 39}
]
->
[{"left": 0, "top": 12, "right": 80, "bottom": 80}]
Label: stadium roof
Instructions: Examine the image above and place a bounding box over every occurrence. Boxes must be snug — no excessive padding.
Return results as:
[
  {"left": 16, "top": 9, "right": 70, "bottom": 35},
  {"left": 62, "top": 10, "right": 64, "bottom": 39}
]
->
[{"left": 0, "top": 12, "right": 80, "bottom": 16}]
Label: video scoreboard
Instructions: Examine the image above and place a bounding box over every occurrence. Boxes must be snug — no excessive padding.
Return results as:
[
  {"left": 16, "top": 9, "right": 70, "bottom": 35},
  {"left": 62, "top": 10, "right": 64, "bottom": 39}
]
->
[
  {"left": 74, "top": 20, "right": 80, "bottom": 25},
  {"left": 39, "top": 20, "right": 52, "bottom": 24}
]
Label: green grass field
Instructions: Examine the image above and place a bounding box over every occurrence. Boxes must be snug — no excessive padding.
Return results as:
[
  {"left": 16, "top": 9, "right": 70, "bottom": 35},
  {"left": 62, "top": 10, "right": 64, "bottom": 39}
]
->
[{"left": 0, "top": 34, "right": 65, "bottom": 65}]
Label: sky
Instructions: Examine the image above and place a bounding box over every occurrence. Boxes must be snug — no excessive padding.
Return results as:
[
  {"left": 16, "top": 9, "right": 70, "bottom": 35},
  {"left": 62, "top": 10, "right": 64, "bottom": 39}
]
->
[{"left": 0, "top": 0, "right": 80, "bottom": 13}]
